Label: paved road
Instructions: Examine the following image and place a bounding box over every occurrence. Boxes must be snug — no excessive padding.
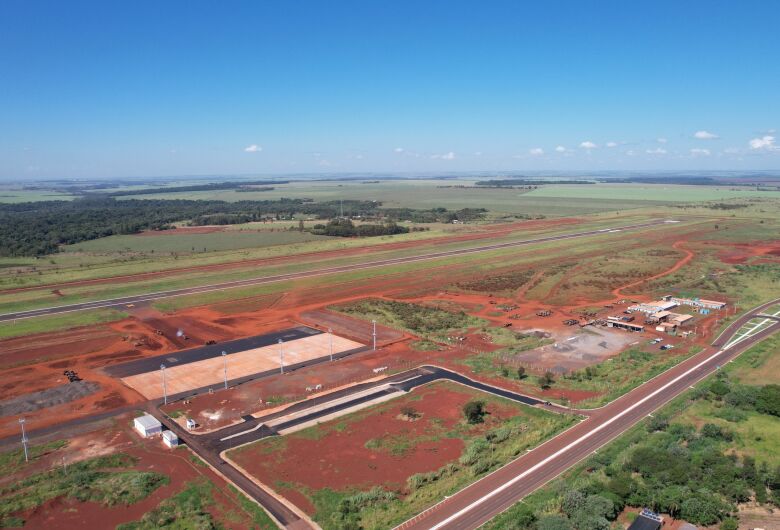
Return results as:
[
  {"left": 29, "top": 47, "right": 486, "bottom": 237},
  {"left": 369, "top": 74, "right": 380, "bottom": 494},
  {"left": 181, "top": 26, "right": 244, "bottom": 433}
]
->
[
  {"left": 395, "top": 298, "right": 780, "bottom": 530},
  {"left": 189, "top": 366, "right": 547, "bottom": 454},
  {"left": 0, "top": 219, "right": 670, "bottom": 323}
]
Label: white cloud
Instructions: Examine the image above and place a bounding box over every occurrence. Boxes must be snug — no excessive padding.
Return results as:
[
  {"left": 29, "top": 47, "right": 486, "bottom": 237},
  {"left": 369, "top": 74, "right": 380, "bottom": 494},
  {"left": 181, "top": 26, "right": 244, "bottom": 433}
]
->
[
  {"left": 690, "top": 148, "right": 711, "bottom": 156},
  {"left": 580, "top": 141, "right": 598, "bottom": 149},
  {"left": 474, "top": 151, "right": 483, "bottom": 156},
  {"left": 657, "top": 138, "right": 668, "bottom": 144},
  {"left": 694, "top": 130, "right": 719, "bottom": 140},
  {"left": 393, "top": 147, "right": 405, "bottom": 153},
  {"left": 529, "top": 147, "right": 544, "bottom": 156},
  {"left": 723, "top": 147, "right": 741, "bottom": 154},
  {"left": 606, "top": 141, "right": 618, "bottom": 148},
  {"left": 555, "top": 145, "right": 566, "bottom": 153},
  {"left": 646, "top": 148, "right": 667, "bottom": 155},
  {"left": 244, "top": 144, "right": 262, "bottom": 153},
  {"left": 749, "top": 135, "right": 777, "bottom": 151},
  {"left": 431, "top": 151, "right": 455, "bottom": 160},
  {"left": 625, "top": 149, "right": 638, "bottom": 156}
]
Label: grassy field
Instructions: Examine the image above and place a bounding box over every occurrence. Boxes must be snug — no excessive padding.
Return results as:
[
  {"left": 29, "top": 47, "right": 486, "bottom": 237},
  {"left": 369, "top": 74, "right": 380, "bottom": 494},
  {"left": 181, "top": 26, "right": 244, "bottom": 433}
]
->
[
  {"left": 64, "top": 229, "right": 331, "bottom": 253},
  {"left": 0, "top": 189, "right": 76, "bottom": 203},
  {"left": 333, "top": 298, "right": 486, "bottom": 342},
  {"left": 526, "top": 183, "right": 779, "bottom": 202},
  {"left": 0, "top": 308, "right": 128, "bottom": 340},
  {"left": 0, "top": 217, "right": 681, "bottom": 317},
  {"left": 117, "top": 179, "right": 671, "bottom": 216}
]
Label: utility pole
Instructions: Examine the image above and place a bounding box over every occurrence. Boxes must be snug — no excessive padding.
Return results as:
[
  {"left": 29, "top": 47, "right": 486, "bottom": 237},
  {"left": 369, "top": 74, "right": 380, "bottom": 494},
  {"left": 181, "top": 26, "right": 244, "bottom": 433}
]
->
[
  {"left": 278, "top": 339, "right": 284, "bottom": 374},
  {"left": 222, "top": 351, "right": 228, "bottom": 390},
  {"left": 372, "top": 320, "right": 377, "bottom": 351},
  {"left": 160, "top": 364, "right": 167, "bottom": 405},
  {"left": 19, "top": 418, "right": 28, "bottom": 463},
  {"left": 328, "top": 328, "right": 334, "bottom": 362}
]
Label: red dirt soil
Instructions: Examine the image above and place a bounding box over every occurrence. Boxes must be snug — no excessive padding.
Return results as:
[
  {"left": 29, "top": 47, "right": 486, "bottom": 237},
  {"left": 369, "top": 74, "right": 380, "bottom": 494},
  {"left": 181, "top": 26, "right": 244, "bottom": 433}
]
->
[
  {"left": 228, "top": 382, "right": 523, "bottom": 512},
  {"left": 10, "top": 412, "right": 255, "bottom": 530},
  {"left": 0, "top": 223, "right": 734, "bottom": 437}
]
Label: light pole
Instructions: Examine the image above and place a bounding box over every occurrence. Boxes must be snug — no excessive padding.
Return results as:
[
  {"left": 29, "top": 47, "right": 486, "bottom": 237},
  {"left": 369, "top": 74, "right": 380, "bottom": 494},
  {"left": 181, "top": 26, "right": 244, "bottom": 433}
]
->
[
  {"left": 372, "top": 320, "right": 377, "bottom": 351},
  {"left": 278, "top": 339, "right": 284, "bottom": 374},
  {"left": 160, "top": 364, "right": 167, "bottom": 405},
  {"left": 222, "top": 351, "right": 228, "bottom": 390},
  {"left": 328, "top": 328, "right": 334, "bottom": 362},
  {"left": 19, "top": 418, "right": 28, "bottom": 462}
]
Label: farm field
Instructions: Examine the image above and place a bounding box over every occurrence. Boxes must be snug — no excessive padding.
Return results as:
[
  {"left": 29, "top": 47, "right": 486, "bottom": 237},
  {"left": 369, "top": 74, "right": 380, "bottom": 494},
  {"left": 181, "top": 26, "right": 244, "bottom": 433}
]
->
[
  {"left": 0, "top": 189, "right": 77, "bottom": 203},
  {"left": 116, "top": 179, "right": 673, "bottom": 216},
  {"left": 526, "top": 183, "right": 779, "bottom": 202},
  {"left": 226, "top": 380, "right": 575, "bottom": 530}
]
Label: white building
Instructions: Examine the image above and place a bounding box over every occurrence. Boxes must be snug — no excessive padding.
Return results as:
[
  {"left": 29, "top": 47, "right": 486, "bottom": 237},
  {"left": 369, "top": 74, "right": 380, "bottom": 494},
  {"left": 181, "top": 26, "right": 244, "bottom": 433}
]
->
[
  {"left": 162, "top": 430, "right": 179, "bottom": 448},
  {"left": 134, "top": 414, "right": 162, "bottom": 438}
]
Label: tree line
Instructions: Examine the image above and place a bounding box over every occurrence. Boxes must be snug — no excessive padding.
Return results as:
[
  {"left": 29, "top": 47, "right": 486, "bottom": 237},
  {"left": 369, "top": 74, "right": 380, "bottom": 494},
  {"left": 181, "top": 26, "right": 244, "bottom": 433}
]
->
[{"left": 0, "top": 197, "right": 486, "bottom": 257}]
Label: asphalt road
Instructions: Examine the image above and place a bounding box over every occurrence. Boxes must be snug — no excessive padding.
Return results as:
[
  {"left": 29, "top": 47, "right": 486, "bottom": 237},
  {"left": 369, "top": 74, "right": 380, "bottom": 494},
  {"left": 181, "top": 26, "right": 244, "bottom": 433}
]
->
[
  {"left": 189, "top": 366, "right": 546, "bottom": 454},
  {"left": 104, "top": 326, "right": 321, "bottom": 377},
  {"left": 395, "top": 298, "right": 780, "bottom": 530},
  {"left": 0, "top": 219, "right": 670, "bottom": 323}
]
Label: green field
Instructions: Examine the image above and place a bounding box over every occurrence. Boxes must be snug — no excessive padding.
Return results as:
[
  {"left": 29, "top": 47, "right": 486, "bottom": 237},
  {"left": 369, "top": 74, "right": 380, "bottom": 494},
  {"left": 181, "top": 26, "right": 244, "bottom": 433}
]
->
[
  {"left": 116, "top": 179, "right": 671, "bottom": 216},
  {"left": 526, "top": 183, "right": 779, "bottom": 202},
  {"left": 64, "top": 229, "right": 331, "bottom": 253},
  {"left": 0, "top": 190, "right": 76, "bottom": 203}
]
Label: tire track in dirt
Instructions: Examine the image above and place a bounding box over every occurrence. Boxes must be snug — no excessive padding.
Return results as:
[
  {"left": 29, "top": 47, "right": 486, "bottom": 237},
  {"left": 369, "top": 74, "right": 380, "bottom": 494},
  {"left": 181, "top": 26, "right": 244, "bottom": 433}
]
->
[{"left": 611, "top": 240, "right": 695, "bottom": 299}]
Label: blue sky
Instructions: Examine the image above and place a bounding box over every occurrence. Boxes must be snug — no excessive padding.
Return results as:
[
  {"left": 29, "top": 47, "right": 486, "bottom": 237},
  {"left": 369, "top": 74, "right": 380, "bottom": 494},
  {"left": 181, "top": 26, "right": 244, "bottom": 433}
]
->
[{"left": 1, "top": 1, "right": 779, "bottom": 179}]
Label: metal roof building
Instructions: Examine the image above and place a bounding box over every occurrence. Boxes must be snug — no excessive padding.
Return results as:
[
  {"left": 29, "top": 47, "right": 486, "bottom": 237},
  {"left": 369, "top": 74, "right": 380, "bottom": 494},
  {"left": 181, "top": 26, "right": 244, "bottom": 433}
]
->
[{"left": 134, "top": 414, "right": 162, "bottom": 438}]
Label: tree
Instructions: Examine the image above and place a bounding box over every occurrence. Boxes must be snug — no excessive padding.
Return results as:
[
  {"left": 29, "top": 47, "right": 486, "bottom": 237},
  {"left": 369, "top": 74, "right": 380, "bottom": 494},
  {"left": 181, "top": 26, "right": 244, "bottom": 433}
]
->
[
  {"left": 463, "top": 400, "right": 486, "bottom": 424},
  {"left": 517, "top": 366, "right": 527, "bottom": 379},
  {"left": 539, "top": 371, "right": 555, "bottom": 390},
  {"left": 756, "top": 384, "right": 780, "bottom": 417},
  {"left": 298, "top": 219, "right": 305, "bottom": 232},
  {"left": 400, "top": 406, "right": 419, "bottom": 420},
  {"left": 680, "top": 494, "right": 729, "bottom": 526}
]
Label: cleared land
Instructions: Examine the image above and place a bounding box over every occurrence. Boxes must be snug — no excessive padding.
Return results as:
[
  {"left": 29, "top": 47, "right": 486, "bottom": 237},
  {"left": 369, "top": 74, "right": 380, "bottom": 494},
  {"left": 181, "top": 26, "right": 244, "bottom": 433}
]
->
[{"left": 226, "top": 380, "right": 574, "bottom": 530}]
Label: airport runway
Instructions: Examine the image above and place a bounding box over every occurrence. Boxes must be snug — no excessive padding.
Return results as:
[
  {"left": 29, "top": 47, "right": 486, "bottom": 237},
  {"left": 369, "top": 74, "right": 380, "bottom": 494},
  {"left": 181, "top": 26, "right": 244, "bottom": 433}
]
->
[
  {"left": 395, "top": 298, "right": 780, "bottom": 530},
  {"left": 0, "top": 219, "right": 670, "bottom": 323}
]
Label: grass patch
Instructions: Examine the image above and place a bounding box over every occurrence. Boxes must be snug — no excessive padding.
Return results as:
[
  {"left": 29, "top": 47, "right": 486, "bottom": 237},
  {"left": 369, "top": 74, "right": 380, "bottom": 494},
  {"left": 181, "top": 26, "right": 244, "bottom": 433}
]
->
[
  {"left": 334, "top": 298, "right": 485, "bottom": 341},
  {"left": 227, "top": 484, "right": 278, "bottom": 529},
  {"left": 0, "top": 453, "right": 168, "bottom": 525},
  {"left": 0, "top": 309, "right": 127, "bottom": 340},
  {"left": 0, "top": 439, "right": 67, "bottom": 476},
  {"left": 117, "top": 478, "right": 214, "bottom": 529}
]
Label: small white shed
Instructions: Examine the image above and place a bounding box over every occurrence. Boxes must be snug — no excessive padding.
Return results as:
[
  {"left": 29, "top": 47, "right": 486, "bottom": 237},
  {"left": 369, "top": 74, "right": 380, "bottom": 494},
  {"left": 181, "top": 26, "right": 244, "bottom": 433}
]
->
[
  {"left": 134, "top": 414, "right": 162, "bottom": 437},
  {"left": 162, "top": 430, "right": 179, "bottom": 448}
]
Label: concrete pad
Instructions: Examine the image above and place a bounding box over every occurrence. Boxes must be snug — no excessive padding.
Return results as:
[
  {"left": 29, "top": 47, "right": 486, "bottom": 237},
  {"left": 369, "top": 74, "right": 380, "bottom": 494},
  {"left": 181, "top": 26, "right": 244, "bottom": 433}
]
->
[{"left": 122, "top": 333, "right": 363, "bottom": 399}]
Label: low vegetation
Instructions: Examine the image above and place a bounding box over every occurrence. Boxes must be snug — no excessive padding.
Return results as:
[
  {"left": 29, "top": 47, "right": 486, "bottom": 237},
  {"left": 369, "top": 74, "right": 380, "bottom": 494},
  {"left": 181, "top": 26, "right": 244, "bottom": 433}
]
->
[
  {"left": 335, "top": 298, "right": 484, "bottom": 340},
  {"left": 0, "top": 453, "right": 168, "bottom": 527},
  {"left": 485, "top": 332, "right": 780, "bottom": 530},
  {"left": 117, "top": 478, "right": 215, "bottom": 529}
]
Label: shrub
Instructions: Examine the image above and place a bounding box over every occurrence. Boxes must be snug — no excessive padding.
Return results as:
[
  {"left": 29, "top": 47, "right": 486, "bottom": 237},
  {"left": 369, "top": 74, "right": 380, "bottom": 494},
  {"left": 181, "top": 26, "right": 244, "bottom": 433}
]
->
[{"left": 463, "top": 400, "right": 486, "bottom": 424}]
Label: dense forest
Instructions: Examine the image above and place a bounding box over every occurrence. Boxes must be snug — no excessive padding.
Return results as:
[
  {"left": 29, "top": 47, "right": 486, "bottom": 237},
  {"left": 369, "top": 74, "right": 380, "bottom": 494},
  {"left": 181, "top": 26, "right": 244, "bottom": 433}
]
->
[
  {"left": 0, "top": 198, "right": 486, "bottom": 257},
  {"left": 309, "top": 218, "right": 412, "bottom": 237}
]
